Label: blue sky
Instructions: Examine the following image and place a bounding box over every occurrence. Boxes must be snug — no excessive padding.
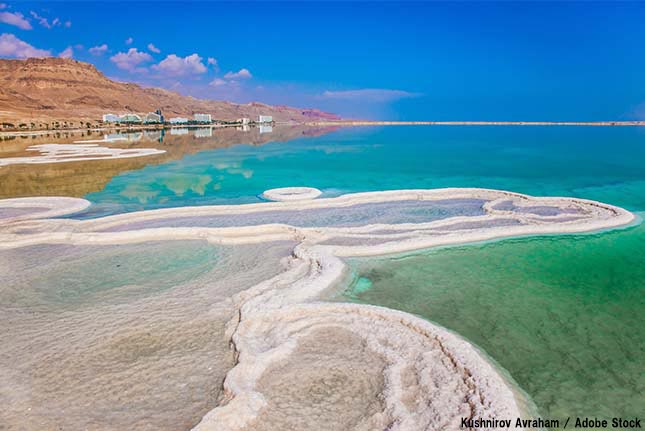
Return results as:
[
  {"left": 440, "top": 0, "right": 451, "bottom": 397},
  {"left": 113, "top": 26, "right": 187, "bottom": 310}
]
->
[{"left": 1, "top": 1, "right": 645, "bottom": 120}]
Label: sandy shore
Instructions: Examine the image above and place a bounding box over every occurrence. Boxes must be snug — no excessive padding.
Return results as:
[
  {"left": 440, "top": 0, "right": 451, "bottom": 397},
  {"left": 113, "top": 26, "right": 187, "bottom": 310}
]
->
[{"left": 0, "top": 188, "right": 636, "bottom": 430}]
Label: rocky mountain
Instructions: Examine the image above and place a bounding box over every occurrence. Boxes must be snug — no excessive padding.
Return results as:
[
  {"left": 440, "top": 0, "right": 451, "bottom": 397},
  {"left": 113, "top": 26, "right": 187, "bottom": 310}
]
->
[{"left": 0, "top": 58, "right": 341, "bottom": 125}]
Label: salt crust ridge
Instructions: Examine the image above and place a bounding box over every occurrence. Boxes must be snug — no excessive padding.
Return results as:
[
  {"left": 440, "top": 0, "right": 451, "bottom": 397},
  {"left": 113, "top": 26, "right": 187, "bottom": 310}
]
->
[
  {"left": 261, "top": 187, "right": 323, "bottom": 201},
  {"left": 0, "top": 188, "right": 636, "bottom": 431}
]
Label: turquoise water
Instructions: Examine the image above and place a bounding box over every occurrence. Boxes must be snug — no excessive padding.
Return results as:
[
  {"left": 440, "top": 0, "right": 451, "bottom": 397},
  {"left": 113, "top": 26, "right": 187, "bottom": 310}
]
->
[
  {"left": 82, "top": 126, "right": 645, "bottom": 216},
  {"left": 5, "top": 125, "right": 645, "bottom": 425},
  {"left": 345, "top": 221, "right": 645, "bottom": 426}
]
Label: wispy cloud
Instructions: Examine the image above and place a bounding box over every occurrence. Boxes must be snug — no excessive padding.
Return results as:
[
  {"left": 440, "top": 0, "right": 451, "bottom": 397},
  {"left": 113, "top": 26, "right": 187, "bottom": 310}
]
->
[
  {"left": 209, "top": 78, "right": 230, "bottom": 87},
  {"left": 29, "top": 11, "right": 67, "bottom": 29},
  {"left": 152, "top": 53, "right": 207, "bottom": 77},
  {"left": 224, "top": 68, "right": 252, "bottom": 80},
  {"left": 125, "top": 37, "right": 133, "bottom": 45},
  {"left": 320, "top": 88, "right": 419, "bottom": 102},
  {"left": 89, "top": 43, "right": 108, "bottom": 56},
  {"left": 209, "top": 78, "right": 225, "bottom": 87},
  {"left": 0, "top": 11, "right": 32, "bottom": 30},
  {"left": 110, "top": 48, "right": 152, "bottom": 72},
  {"left": 58, "top": 45, "right": 73, "bottom": 58},
  {"left": 0, "top": 33, "right": 50, "bottom": 58},
  {"left": 147, "top": 43, "right": 160, "bottom": 54},
  {"left": 0, "top": 4, "right": 7, "bottom": 10}
]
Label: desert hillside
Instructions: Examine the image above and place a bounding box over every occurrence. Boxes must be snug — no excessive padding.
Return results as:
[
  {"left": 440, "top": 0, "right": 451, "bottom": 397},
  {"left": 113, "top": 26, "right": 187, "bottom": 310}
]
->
[{"left": 0, "top": 58, "right": 340, "bottom": 126}]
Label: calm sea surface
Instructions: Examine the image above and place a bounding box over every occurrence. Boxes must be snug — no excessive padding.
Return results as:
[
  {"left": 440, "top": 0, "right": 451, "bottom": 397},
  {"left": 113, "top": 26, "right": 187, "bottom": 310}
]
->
[{"left": 1, "top": 125, "right": 643, "bottom": 426}]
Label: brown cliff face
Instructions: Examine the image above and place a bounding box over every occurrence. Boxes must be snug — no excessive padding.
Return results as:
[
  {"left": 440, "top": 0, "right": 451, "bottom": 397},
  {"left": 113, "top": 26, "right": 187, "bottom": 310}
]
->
[{"left": 0, "top": 58, "right": 341, "bottom": 125}]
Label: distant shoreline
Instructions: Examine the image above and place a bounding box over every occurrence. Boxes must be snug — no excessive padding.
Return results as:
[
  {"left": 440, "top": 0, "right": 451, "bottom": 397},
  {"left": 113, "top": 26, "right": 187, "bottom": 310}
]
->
[
  {"left": 304, "top": 120, "right": 645, "bottom": 127},
  {"left": 1, "top": 120, "right": 644, "bottom": 139}
]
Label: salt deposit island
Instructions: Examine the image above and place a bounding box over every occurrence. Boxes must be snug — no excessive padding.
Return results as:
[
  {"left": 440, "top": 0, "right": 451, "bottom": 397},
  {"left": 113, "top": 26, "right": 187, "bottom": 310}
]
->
[{"left": 0, "top": 188, "right": 635, "bottom": 431}]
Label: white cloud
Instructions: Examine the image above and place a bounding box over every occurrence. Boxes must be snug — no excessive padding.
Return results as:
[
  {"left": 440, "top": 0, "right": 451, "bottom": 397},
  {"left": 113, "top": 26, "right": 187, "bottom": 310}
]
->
[
  {"left": 152, "top": 53, "right": 207, "bottom": 77},
  {"left": 110, "top": 48, "right": 152, "bottom": 72},
  {"left": 147, "top": 43, "right": 160, "bottom": 53},
  {"left": 125, "top": 37, "right": 133, "bottom": 45},
  {"left": 0, "top": 33, "right": 51, "bottom": 58},
  {"left": 89, "top": 43, "right": 108, "bottom": 56},
  {"left": 27, "top": 11, "right": 68, "bottom": 29},
  {"left": 224, "top": 68, "right": 252, "bottom": 80},
  {"left": 320, "top": 88, "right": 419, "bottom": 102},
  {"left": 58, "top": 45, "right": 73, "bottom": 58},
  {"left": 0, "top": 11, "right": 32, "bottom": 30},
  {"left": 207, "top": 57, "right": 217, "bottom": 66},
  {"left": 209, "top": 78, "right": 227, "bottom": 87},
  {"left": 29, "top": 11, "right": 48, "bottom": 28}
]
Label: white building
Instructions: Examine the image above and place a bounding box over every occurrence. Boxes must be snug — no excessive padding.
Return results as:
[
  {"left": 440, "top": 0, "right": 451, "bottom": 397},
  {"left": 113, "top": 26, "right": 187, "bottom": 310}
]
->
[
  {"left": 102, "top": 114, "right": 120, "bottom": 123},
  {"left": 258, "top": 115, "right": 273, "bottom": 124},
  {"left": 144, "top": 112, "right": 162, "bottom": 124},
  {"left": 193, "top": 113, "right": 212, "bottom": 123},
  {"left": 119, "top": 114, "right": 142, "bottom": 124},
  {"left": 237, "top": 117, "right": 250, "bottom": 125},
  {"left": 169, "top": 117, "right": 189, "bottom": 124}
]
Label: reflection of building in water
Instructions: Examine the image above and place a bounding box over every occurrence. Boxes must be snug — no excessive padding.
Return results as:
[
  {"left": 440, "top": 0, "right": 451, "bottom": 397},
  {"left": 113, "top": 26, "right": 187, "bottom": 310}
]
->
[
  {"left": 105, "top": 132, "right": 143, "bottom": 141},
  {"left": 169, "top": 117, "right": 189, "bottom": 124},
  {"left": 194, "top": 128, "right": 213, "bottom": 138},
  {"left": 143, "top": 130, "right": 163, "bottom": 141},
  {"left": 237, "top": 117, "right": 250, "bottom": 125},
  {"left": 236, "top": 125, "right": 250, "bottom": 132},
  {"left": 170, "top": 128, "right": 189, "bottom": 135},
  {"left": 259, "top": 125, "right": 273, "bottom": 134},
  {"left": 193, "top": 113, "right": 212, "bottom": 123},
  {"left": 258, "top": 115, "right": 273, "bottom": 124}
]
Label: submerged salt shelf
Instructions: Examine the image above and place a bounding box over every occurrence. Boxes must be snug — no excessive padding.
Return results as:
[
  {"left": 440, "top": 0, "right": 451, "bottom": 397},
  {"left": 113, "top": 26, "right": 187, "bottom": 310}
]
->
[
  {"left": 99, "top": 198, "right": 487, "bottom": 231},
  {"left": 0, "top": 188, "right": 635, "bottom": 431},
  {"left": 0, "top": 240, "right": 295, "bottom": 430}
]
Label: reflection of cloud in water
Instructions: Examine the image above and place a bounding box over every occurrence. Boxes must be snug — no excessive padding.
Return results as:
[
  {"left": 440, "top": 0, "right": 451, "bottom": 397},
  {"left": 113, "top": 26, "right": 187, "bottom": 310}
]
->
[
  {"left": 119, "top": 183, "right": 160, "bottom": 204},
  {"left": 213, "top": 162, "right": 253, "bottom": 179},
  {"left": 162, "top": 174, "right": 212, "bottom": 196}
]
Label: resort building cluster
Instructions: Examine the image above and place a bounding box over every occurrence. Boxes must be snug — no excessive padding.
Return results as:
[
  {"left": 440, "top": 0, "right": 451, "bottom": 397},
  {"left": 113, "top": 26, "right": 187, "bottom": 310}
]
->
[{"left": 101, "top": 110, "right": 272, "bottom": 127}]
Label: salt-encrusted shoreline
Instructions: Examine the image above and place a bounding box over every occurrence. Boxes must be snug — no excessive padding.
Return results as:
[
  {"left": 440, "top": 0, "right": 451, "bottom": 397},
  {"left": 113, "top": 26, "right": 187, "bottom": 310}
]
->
[{"left": 0, "top": 189, "right": 636, "bottom": 430}]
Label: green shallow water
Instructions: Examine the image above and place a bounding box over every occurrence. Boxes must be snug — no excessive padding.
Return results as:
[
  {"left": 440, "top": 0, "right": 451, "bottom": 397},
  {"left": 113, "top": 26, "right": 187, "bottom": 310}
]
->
[
  {"left": 345, "top": 220, "right": 645, "bottom": 426},
  {"left": 2, "top": 125, "right": 644, "bottom": 426}
]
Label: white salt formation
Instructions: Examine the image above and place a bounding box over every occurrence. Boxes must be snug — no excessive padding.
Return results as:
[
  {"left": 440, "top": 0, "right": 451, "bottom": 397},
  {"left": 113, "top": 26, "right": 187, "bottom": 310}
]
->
[
  {"left": 0, "top": 188, "right": 635, "bottom": 431},
  {"left": 261, "top": 187, "right": 322, "bottom": 201},
  {"left": 0, "top": 143, "right": 165, "bottom": 166}
]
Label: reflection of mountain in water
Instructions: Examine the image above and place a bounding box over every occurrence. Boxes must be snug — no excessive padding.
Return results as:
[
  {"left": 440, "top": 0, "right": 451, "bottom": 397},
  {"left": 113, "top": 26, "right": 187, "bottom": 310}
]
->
[{"left": 0, "top": 126, "right": 339, "bottom": 198}]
